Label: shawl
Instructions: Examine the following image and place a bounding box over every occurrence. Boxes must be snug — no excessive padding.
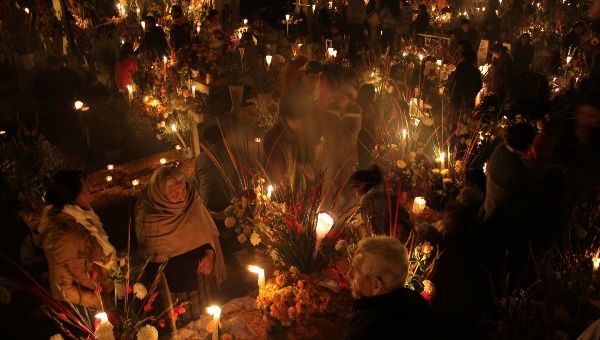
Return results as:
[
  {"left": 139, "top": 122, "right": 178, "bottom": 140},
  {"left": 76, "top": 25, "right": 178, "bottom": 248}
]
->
[
  {"left": 135, "top": 167, "right": 226, "bottom": 284},
  {"left": 39, "top": 205, "right": 116, "bottom": 257}
]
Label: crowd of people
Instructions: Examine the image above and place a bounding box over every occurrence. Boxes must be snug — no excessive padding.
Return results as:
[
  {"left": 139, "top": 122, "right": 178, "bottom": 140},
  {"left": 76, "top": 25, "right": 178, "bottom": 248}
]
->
[{"left": 1, "top": 0, "right": 600, "bottom": 338}]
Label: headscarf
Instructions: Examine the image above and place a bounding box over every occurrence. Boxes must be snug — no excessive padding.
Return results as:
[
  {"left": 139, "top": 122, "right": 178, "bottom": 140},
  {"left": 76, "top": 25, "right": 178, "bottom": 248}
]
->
[{"left": 135, "top": 167, "right": 226, "bottom": 284}]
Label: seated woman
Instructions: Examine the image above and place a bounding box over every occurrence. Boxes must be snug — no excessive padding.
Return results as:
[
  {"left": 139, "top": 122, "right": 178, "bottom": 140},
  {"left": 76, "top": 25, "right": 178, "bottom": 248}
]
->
[
  {"left": 135, "top": 167, "right": 226, "bottom": 326},
  {"left": 39, "top": 170, "right": 115, "bottom": 309},
  {"left": 349, "top": 166, "right": 413, "bottom": 243}
]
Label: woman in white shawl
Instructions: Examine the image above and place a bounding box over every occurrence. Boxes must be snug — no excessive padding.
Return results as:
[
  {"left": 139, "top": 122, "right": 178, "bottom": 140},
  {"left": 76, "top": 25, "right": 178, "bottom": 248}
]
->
[{"left": 135, "top": 166, "right": 226, "bottom": 326}]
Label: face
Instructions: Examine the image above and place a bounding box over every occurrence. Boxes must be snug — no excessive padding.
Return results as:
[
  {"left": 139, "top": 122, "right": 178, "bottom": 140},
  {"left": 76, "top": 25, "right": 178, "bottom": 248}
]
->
[
  {"left": 75, "top": 181, "right": 92, "bottom": 209},
  {"left": 166, "top": 179, "right": 187, "bottom": 203},
  {"left": 350, "top": 253, "right": 384, "bottom": 299}
]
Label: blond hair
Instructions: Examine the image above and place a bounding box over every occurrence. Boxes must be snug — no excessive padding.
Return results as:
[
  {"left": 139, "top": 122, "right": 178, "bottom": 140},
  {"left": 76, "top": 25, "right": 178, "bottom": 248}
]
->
[{"left": 355, "top": 236, "right": 409, "bottom": 291}]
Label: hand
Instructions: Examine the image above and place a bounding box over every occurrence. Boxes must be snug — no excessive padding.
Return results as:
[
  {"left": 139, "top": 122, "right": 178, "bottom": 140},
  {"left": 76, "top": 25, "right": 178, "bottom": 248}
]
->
[{"left": 197, "top": 250, "right": 215, "bottom": 275}]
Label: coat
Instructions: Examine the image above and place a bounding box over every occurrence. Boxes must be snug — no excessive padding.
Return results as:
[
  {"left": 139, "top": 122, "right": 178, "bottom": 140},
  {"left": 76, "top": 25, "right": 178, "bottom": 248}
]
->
[
  {"left": 340, "top": 287, "right": 438, "bottom": 339},
  {"left": 40, "top": 211, "right": 112, "bottom": 309}
]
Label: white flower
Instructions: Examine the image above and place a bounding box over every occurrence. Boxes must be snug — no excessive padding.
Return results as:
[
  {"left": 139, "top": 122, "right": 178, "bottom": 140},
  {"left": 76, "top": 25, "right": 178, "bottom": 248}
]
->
[
  {"left": 133, "top": 282, "right": 147, "bottom": 300},
  {"left": 49, "top": 335, "right": 64, "bottom": 340},
  {"left": 95, "top": 321, "right": 115, "bottom": 340},
  {"left": 250, "top": 232, "right": 261, "bottom": 246},
  {"left": 0, "top": 284, "right": 10, "bottom": 305},
  {"left": 136, "top": 324, "right": 158, "bottom": 340},
  {"left": 335, "top": 239, "right": 347, "bottom": 251}
]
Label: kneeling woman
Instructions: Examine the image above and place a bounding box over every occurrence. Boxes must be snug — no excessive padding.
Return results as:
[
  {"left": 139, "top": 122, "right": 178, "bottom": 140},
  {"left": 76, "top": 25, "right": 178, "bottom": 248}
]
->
[
  {"left": 135, "top": 167, "right": 226, "bottom": 325},
  {"left": 39, "top": 170, "right": 116, "bottom": 309}
]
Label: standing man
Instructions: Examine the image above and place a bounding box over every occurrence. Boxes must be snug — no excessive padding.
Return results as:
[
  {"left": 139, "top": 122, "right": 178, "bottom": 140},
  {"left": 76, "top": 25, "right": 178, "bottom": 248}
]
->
[
  {"left": 170, "top": 5, "right": 192, "bottom": 52},
  {"left": 136, "top": 16, "right": 169, "bottom": 61},
  {"left": 346, "top": 0, "right": 367, "bottom": 63}
]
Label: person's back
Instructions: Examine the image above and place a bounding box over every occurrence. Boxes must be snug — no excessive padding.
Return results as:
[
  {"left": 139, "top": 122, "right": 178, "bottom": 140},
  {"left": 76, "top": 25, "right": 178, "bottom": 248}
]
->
[
  {"left": 170, "top": 6, "right": 191, "bottom": 51},
  {"left": 448, "top": 58, "right": 482, "bottom": 110}
]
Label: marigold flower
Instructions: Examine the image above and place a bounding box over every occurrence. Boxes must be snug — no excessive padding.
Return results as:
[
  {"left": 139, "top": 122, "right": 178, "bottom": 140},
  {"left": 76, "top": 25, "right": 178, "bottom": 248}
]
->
[
  {"left": 224, "top": 216, "right": 236, "bottom": 228},
  {"left": 250, "top": 232, "right": 261, "bottom": 246},
  {"left": 396, "top": 160, "right": 407, "bottom": 169},
  {"left": 237, "top": 234, "right": 247, "bottom": 243}
]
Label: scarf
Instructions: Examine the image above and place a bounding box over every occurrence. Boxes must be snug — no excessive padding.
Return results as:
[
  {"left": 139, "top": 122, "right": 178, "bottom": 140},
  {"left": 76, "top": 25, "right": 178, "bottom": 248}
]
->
[
  {"left": 135, "top": 167, "right": 226, "bottom": 284},
  {"left": 39, "top": 205, "right": 116, "bottom": 257}
]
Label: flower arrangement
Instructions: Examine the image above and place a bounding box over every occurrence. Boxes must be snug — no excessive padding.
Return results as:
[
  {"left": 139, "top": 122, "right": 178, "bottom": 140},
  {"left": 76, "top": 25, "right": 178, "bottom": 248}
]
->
[
  {"left": 249, "top": 93, "right": 280, "bottom": 131},
  {"left": 256, "top": 267, "right": 331, "bottom": 328}
]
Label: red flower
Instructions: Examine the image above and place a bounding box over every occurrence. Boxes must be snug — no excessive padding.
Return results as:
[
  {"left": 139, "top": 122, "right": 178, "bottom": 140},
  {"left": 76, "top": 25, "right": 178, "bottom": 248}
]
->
[
  {"left": 174, "top": 306, "right": 186, "bottom": 315},
  {"left": 420, "top": 291, "right": 432, "bottom": 304},
  {"left": 58, "top": 312, "right": 67, "bottom": 320},
  {"left": 125, "top": 285, "right": 133, "bottom": 294},
  {"left": 148, "top": 292, "right": 158, "bottom": 304},
  {"left": 170, "top": 311, "right": 178, "bottom": 321},
  {"left": 91, "top": 271, "right": 99, "bottom": 281},
  {"left": 158, "top": 319, "right": 166, "bottom": 328},
  {"left": 143, "top": 303, "right": 154, "bottom": 313}
]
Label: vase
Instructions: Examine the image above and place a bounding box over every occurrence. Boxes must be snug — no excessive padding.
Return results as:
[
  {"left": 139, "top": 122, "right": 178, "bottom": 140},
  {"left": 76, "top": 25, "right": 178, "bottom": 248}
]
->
[{"left": 228, "top": 85, "right": 244, "bottom": 113}]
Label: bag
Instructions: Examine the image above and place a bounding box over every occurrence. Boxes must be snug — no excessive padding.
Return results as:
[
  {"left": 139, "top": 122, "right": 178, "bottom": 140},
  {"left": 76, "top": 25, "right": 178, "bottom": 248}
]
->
[{"left": 367, "top": 11, "right": 381, "bottom": 27}]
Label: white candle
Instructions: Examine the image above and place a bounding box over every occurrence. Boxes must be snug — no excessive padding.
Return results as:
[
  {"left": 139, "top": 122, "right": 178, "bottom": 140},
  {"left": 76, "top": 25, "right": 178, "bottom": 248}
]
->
[
  {"left": 141, "top": 20, "right": 145, "bottom": 30},
  {"left": 243, "top": 18, "right": 248, "bottom": 25},
  {"left": 175, "top": 144, "right": 182, "bottom": 150},
  {"left": 131, "top": 179, "right": 139, "bottom": 187},
  {"left": 163, "top": 56, "right": 168, "bottom": 82},
  {"left": 105, "top": 176, "right": 113, "bottom": 182},
  {"left": 170, "top": 123, "right": 188, "bottom": 148},
  {"left": 285, "top": 14, "right": 290, "bottom": 36},
  {"left": 438, "top": 152, "right": 446, "bottom": 170},
  {"left": 316, "top": 212, "right": 334, "bottom": 242},
  {"left": 107, "top": 164, "right": 114, "bottom": 170},
  {"left": 248, "top": 265, "right": 265, "bottom": 290},
  {"left": 593, "top": 254, "right": 600, "bottom": 271},
  {"left": 206, "top": 306, "right": 221, "bottom": 340},
  {"left": 255, "top": 137, "right": 261, "bottom": 143},
  {"left": 412, "top": 197, "right": 426, "bottom": 215},
  {"left": 265, "top": 55, "right": 272, "bottom": 70},
  {"left": 266, "top": 185, "right": 273, "bottom": 199},
  {"left": 159, "top": 158, "right": 167, "bottom": 165},
  {"left": 191, "top": 85, "right": 196, "bottom": 98}
]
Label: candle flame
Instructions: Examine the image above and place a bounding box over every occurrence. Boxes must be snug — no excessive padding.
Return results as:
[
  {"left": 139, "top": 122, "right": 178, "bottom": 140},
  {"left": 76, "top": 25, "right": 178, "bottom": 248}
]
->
[
  {"left": 170, "top": 123, "right": 177, "bottom": 132},
  {"left": 248, "top": 265, "right": 264, "bottom": 275},
  {"left": 95, "top": 312, "right": 108, "bottom": 322},
  {"left": 206, "top": 306, "right": 221, "bottom": 316},
  {"left": 74, "top": 101, "right": 84, "bottom": 110}
]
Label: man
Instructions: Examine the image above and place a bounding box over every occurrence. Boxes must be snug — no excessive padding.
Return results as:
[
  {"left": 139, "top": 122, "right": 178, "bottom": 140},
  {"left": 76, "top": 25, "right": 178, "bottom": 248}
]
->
[
  {"left": 136, "top": 16, "right": 169, "bottom": 60},
  {"left": 562, "top": 22, "right": 585, "bottom": 53},
  {"left": 446, "top": 50, "right": 482, "bottom": 111},
  {"left": 512, "top": 33, "right": 534, "bottom": 72},
  {"left": 279, "top": 61, "right": 322, "bottom": 167},
  {"left": 341, "top": 236, "right": 437, "bottom": 339},
  {"left": 455, "top": 18, "right": 480, "bottom": 52},
  {"left": 170, "top": 5, "right": 191, "bottom": 52},
  {"left": 346, "top": 0, "right": 367, "bottom": 62},
  {"left": 486, "top": 44, "right": 515, "bottom": 100}
]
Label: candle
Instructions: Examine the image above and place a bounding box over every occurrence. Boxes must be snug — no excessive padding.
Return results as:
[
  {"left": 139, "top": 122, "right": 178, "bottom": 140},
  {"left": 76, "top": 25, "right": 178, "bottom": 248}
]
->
[
  {"left": 94, "top": 312, "right": 111, "bottom": 330},
  {"left": 74, "top": 101, "right": 84, "bottom": 110},
  {"left": 0, "top": 131, "right": 5, "bottom": 135},
  {"left": 401, "top": 128, "right": 408, "bottom": 139},
  {"left": 436, "top": 59, "right": 442, "bottom": 66},
  {"left": 255, "top": 137, "right": 261, "bottom": 143},
  {"left": 141, "top": 20, "right": 146, "bottom": 30},
  {"left": 206, "top": 306, "right": 221, "bottom": 340},
  {"left": 285, "top": 14, "right": 290, "bottom": 36},
  {"left": 127, "top": 84, "right": 133, "bottom": 103},
  {"left": 266, "top": 185, "right": 274, "bottom": 199},
  {"left": 243, "top": 18, "right": 248, "bottom": 25},
  {"left": 196, "top": 25, "right": 200, "bottom": 34},
  {"left": 175, "top": 144, "right": 182, "bottom": 150},
  {"left": 191, "top": 85, "right": 196, "bottom": 98},
  {"left": 248, "top": 265, "right": 265, "bottom": 290},
  {"left": 438, "top": 152, "right": 446, "bottom": 170},
  {"left": 316, "top": 212, "right": 334, "bottom": 242},
  {"left": 159, "top": 158, "right": 167, "bottom": 165},
  {"left": 412, "top": 197, "right": 426, "bottom": 215},
  {"left": 170, "top": 123, "right": 188, "bottom": 147},
  {"left": 107, "top": 164, "right": 114, "bottom": 171},
  {"left": 312, "top": 4, "right": 316, "bottom": 12},
  {"left": 163, "top": 56, "right": 168, "bottom": 82},
  {"left": 131, "top": 179, "right": 140, "bottom": 187},
  {"left": 593, "top": 253, "right": 600, "bottom": 271},
  {"left": 105, "top": 176, "right": 113, "bottom": 182}
]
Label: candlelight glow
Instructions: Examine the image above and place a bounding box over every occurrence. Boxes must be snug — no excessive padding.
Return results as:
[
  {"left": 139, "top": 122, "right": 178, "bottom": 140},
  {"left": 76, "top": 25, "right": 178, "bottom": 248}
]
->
[
  {"left": 175, "top": 145, "right": 182, "bottom": 150},
  {"left": 265, "top": 55, "right": 272, "bottom": 65},
  {"left": 141, "top": 21, "right": 145, "bottom": 30},
  {"left": 105, "top": 176, "right": 113, "bottom": 182},
  {"left": 285, "top": 14, "right": 290, "bottom": 21},
  {"left": 266, "top": 184, "right": 274, "bottom": 199},
  {"left": 170, "top": 123, "right": 177, "bottom": 132},
  {"left": 163, "top": 55, "right": 167, "bottom": 63},
  {"left": 438, "top": 152, "right": 446, "bottom": 163},
  {"left": 24, "top": 7, "right": 29, "bottom": 14},
  {"left": 206, "top": 306, "right": 221, "bottom": 316},
  {"left": 107, "top": 164, "right": 114, "bottom": 170},
  {"left": 131, "top": 179, "right": 139, "bottom": 186},
  {"left": 412, "top": 197, "right": 427, "bottom": 215},
  {"left": 74, "top": 101, "right": 84, "bottom": 110},
  {"left": 316, "top": 212, "right": 334, "bottom": 241},
  {"left": 95, "top": 312, "right": 108, "bottom": 323},
  {"left": 566, "top": 56, "right": 573, "bottom": 64},
  {"left": 0, "top": 131, "right": 5, "bottom": 135},
  {"left": 402, "top": 129, "right": 408, "bottom": 139},
  {"left": 255, "top": 137, "right": 261, "bottom": 143},
  {"left": 248, "top": 265, "right": 264, "bottom": 275},
  {"left": 243, "top": 18, "right": 248, "bottom": 25},
  {"left": 159, "top": 158, "right": 167, "bottom": 165}
]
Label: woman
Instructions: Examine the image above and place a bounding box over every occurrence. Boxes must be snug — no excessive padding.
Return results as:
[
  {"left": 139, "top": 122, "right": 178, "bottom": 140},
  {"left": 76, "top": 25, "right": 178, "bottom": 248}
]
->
[
  {"left": 349, "top": 166, "right": 413, "bottom": 242},
  {"left": 135, "top": 167, "right": 226, "bottom": 326},
  {"left": 39, "top": 170, "right": 115, "bottom": 309},
  {"left": 114, "top": 42, "right": 136, "bottom": 91}
]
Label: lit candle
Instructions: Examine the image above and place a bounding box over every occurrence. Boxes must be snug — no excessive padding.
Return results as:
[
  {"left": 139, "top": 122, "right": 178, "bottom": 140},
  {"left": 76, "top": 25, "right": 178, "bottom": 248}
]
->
[
  {"left": 401, "top": 128, "right": 408, "bottom": 139},
  {"left": 265, "top": 55, "right": 272, "bottom": 71},
  {"left": 206, "top": 306, "right": 221, "bottom": 340},
  {"left": 436, "top": 59, "right": 442, "bottom": 66},
  {"left": 196, "top": 25, "right": 200, "bottom": 35},
  {"left": 131, "top": 179, "right": 140, "bottom": 187},
  {"left": 24, "top": 7, "right": 30, "bottom": 14},
  {"left": 141, "top": 20, "right": 146, "bottom": 30},
  {"left": 243, "top": 18, "right": 248, "bottom": 25},
  {"left": 266, "top": 185, "right": 274, "bottom": 199},
  {"left": 191, "top": 85, "right": 196, "bottom": 98},
  {"left": 248, "top": 265, "right": 265, "bottom": 290},
  {"left": 316, "top": 212, "right": 334, "bottom": 242},
  {"left": 285, "top": 14, "right": 290, "bottom": 36},
  {"left": 255, "top": 137, "right": 261, "bottom": 143},
  {"left": 412, "top": 197, "right": 427, "bottom": 215},
  {"left": 0, "top": 131, "right": 5, "bottom": 135},
  {"left": 74, "top": 101, "right": 84, "bottom": 110},
  {"left": 159, "top": 158, "right": 167, "bottom": 165},
  {"left": 593, "top": 253, "right": 600, "bottom": 271},
  {"left": 163, "top": 55, "right": 168, "bottom": 82},
  {"left": 175, "top": 144, "right": 182, "bottom": 150},
  {"left": 312, "top": 4, "right": 316, "bottom": 12},
  {"left": 127, "top": 84, "right": 133, "bottom": 103},
  {"left": 94, "top": 312, "right": 111, "bottom": 330},
  {"left": 438, "top": 152, "right": 446, "bottom": 170},
  {"left": 170, "top": 123, "right": 188, "bottom": 147},
  {"left": 105, "top": 175, "right": 113, "bottom": 182},
  {"left": 107, "top": 164, "right": 114, "bottom": 170}
]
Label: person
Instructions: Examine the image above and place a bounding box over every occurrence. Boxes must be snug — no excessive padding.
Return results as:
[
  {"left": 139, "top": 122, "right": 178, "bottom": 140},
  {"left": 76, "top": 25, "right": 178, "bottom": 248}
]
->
[
  {"left": 380, "top": 0, "right": 400, "bottom": 53},
  {"left": 499, "top": 29, "right": 511, "bottom": 45},
  {"left": 484, "top": 123, "right": 536, "bottom": 220},
  {"left": 446, "top": 50, "right": 482, "bottom": 111},
  {"left": 512, "top": 33, "right": 534, "bottom": 72},
  {"left": 349, "top": 167, "right": 413, "bottom": 242},
  {"left": 455, "top": 19, "right": 480, "bottom": 52},
  {"left": 135, "top": 16, "right": 169, "bottom": 60},
  {"left": 357, "top": 84, "right": 383, "bottom": 168},
  {"left": 279, "top": 61, "right": 322, "bottom": 167},
  {"left": 135, "top": 167, "right": 226, "bottom": 326},
  {"left": 341, "top": 236, "right": 437, "bottom": 339},
  {"left": 114, "top": 42, "right": 136, "bottom": 91},
  {"left": 346, "top": 0, "right": 367, "bottom": 62},
  {"left": 397, "top": 1, "right": 414, "bottom": 39},
  {"left": 0, "top": 173, "right": 30, "bottom": 277},
  {"left": 195, "top": 125, "right": 239, "bottom": 213},
  {"left": 562, "top": 22, "right": 585, "bottom": 52},
  {"left": 170, "top": 5, "right": 192, "bottom": 52},
  {"left": 38, "top": 170, "right": 115, "bottom": 309},
  {"left": 486, "top": 43, "right": 515, "bottom": 100},
  {"left": 414, "top": 4, "right": 431, "bottom": 42}
]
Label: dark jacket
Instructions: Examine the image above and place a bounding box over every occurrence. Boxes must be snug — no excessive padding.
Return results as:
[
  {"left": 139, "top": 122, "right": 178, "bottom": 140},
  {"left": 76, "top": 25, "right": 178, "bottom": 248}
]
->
[
  {"left": 136, "top": 27, "right": 169, "bottom": 60},
  {"left": 447, "top": 61, "right": 482, "bottom": 110},
  {"left": 170, "top": 17, "right": 192, "bottom": 51},
  {"left": 195, "top": 143, "right": 238, "bottom": 212},
  {"left": 455, "top": 28, "right": 480, "bottom": 51},
  {"left": 512, "top": 41, "right": 534, "bottom": 71},
  {"left": 341, "top": 287, "right": 438, "bottom": 339}
]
